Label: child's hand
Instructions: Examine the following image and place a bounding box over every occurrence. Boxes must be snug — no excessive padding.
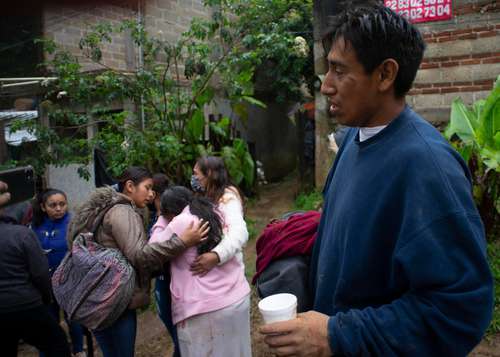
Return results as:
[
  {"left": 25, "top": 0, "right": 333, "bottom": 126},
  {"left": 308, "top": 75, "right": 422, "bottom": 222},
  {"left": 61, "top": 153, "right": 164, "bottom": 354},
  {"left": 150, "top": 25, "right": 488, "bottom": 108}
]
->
[
  {"left": 190, "top": 252, "right": 220, "bottom": 276},
  {"left": 179, "top": 220, "right": 210, "bottom": 247}
]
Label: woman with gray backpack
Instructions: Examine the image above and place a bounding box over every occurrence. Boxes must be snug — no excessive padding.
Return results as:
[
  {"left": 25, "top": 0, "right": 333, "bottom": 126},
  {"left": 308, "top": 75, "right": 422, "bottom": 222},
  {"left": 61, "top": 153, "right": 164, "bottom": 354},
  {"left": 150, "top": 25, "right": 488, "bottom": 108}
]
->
[{"left": 56, "top": 167, "right": 208, "bottom": 357}]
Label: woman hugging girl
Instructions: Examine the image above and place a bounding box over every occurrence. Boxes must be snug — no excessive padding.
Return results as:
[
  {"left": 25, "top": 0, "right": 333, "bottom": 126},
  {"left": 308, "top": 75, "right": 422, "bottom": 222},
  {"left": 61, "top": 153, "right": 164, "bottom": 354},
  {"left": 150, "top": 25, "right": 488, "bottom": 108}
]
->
[{"left": 150, "top": 186, "right": 251, "bottom": 357}]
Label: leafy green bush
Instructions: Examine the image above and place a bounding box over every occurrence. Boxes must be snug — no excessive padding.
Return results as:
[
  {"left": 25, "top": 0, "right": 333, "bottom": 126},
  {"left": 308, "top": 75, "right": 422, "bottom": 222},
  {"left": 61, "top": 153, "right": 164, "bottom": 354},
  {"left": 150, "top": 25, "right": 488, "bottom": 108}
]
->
[
  {"left": 294, "top": 190, "right": 323, "bottom": 211},
  {"left": 444, "top": 76, "right": 500, "bottom": 239}
]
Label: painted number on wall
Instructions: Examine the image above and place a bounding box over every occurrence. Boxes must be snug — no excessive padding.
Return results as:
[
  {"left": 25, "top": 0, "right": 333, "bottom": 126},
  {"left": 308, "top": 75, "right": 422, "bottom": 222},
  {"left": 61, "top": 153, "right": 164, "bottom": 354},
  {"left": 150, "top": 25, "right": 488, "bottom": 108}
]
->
[{"left": 385, "top": 0, "right": 452, "bottom": 23}]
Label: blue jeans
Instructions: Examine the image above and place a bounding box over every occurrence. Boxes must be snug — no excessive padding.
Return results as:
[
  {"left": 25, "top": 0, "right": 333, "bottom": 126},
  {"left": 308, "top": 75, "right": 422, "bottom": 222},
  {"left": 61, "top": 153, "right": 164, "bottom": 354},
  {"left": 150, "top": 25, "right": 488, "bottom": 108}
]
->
[
  {"left": 40, "top": 300, "right": 84, "bottom": 356},
  {"left": 94, "top": 309, "right": 137, "bottom": 357},
  {"left": 155, "top": 273, "right": 181, "bottom": 357}
]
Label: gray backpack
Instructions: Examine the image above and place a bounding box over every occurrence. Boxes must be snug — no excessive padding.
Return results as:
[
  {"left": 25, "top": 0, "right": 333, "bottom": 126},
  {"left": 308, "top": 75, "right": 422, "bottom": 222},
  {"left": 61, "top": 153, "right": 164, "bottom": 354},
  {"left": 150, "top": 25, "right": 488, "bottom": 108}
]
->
[{"left": 52, "top": 206, "right": 136, "bottom": 330}]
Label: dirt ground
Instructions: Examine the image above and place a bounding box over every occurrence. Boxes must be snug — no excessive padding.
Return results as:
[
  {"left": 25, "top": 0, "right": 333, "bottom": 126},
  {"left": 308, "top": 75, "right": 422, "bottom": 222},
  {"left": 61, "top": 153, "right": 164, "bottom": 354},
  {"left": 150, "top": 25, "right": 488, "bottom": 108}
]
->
[{"left": 19, "top": 175, "right": 500, "bottom": 356}]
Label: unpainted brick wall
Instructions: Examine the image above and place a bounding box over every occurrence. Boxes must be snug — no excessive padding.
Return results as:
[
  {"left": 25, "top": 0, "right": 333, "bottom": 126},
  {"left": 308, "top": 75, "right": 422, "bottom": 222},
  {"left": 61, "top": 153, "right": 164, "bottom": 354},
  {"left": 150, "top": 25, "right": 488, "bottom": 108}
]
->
[
  {"left": 43, "top": 0, "right": 210, "bottom": 72},
  {"left": 43, "top": 4, "right": 136, "bottom": 71},
  {"left": 408, "top": 0, "right": 500, "bottom": 125}
]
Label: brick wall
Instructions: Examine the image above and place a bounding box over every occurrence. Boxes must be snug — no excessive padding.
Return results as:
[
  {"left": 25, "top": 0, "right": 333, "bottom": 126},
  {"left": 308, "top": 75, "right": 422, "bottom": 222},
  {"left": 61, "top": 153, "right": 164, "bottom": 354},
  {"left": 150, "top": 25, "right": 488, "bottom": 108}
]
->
[
  {"left": 43, "top": 0, "right": 210, "bottom": 72},
  {"left": 43, "top": 3, "right": 136, "bottom": 71},
  {"left": 408, "top": 0, "right": 500, "bottom": 126},
  {"left": 143, "top": 0, "right": 208, "bottom": 44}
]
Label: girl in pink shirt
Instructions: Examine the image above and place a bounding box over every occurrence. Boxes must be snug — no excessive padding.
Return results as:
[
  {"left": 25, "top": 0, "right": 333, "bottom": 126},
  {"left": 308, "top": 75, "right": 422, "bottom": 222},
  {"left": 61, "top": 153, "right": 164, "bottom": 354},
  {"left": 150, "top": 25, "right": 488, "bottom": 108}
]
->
[{"left": 149, "top": 186, "right": 251, "bottom": 357}]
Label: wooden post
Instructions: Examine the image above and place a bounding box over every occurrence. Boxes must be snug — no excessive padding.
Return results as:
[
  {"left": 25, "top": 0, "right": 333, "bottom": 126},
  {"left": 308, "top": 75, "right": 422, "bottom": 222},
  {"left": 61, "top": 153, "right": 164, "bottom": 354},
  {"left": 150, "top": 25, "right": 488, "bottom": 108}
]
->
[
  {"left": 0, "top": 120, "right": 8, "bottom": 164},
  {"left": 38, "top": 101, "right": 50, "bottom": 187}
]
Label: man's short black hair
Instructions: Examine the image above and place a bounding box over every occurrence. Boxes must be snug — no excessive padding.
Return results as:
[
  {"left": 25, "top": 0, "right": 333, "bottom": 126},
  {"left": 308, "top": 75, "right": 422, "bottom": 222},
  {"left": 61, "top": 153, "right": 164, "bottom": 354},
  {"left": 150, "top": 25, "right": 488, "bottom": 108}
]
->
[{"left": 323, "top": 4, "right": 425, "bottom": 98}]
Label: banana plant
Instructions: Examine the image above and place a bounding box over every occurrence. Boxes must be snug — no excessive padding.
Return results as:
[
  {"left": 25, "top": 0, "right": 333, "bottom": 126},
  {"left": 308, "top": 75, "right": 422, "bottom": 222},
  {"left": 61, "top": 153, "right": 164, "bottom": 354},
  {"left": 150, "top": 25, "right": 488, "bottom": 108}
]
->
[
  {"left": 445, "top": 75, "right": 500, "bottom": 171},
  {"left": 445, "top": 75, "right": 500, "bottom": 238}
]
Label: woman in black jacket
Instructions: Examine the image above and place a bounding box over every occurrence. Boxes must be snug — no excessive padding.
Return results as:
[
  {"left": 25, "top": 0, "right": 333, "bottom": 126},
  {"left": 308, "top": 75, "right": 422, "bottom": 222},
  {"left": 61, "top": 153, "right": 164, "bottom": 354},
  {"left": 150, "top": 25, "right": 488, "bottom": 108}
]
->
[{"left": 0, "top": 181, "right": 71, "bottom": 357}]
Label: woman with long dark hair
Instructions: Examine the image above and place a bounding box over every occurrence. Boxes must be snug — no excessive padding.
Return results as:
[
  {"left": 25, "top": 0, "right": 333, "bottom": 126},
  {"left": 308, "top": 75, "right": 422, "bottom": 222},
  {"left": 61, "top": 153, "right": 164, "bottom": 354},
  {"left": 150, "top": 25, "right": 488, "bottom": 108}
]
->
[
  {"left": 150, "top": 186, "right": 251, "bottom": 356},
  {"left": 66, "top": 167, "right": 208, "bottom": 357},
  {"left": 32, "top": 189, "right": 85, "bottom": 357},
  {"left": 189, "top": 156, "right": 249, "bottom": 276}
]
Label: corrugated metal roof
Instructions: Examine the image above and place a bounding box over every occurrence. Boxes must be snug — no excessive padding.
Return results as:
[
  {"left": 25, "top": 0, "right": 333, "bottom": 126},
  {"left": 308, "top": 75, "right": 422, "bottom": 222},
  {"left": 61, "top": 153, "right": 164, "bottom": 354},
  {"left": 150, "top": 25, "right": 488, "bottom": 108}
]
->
[
  {"left": 0, "top": 111, "right": 38, "bottom": 146},
  {"left": 0, "top": 110, "right": 38, "bottom": 121}
]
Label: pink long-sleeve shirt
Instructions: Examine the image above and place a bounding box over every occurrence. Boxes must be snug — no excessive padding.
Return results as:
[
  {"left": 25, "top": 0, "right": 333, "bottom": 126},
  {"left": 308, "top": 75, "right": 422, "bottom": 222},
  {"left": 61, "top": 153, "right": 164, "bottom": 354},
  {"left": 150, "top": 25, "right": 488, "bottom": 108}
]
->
[{"left": 149, "top": 206, "right": 250, "bottom": 324}]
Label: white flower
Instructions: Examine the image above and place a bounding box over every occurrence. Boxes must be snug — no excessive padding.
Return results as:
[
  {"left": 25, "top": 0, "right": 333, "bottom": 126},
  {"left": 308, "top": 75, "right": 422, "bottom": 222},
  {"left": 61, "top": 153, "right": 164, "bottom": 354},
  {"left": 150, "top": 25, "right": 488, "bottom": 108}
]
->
[
  {"left": 56, "top": 91, "right": 67, "bottom": 99},
  {"left": 293, "top": 36, "right": 309, "bottom": 57}
]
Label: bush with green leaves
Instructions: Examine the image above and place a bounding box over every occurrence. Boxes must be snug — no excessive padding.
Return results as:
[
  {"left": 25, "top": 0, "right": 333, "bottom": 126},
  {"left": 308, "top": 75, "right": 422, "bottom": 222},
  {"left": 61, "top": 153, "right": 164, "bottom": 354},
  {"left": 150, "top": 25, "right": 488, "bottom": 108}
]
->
[
  {"left": 444, "top": 75, "right": 500, "bottom": 239},
  {"left": 8, "top": 0, "right": 313, "bottom": 190}
]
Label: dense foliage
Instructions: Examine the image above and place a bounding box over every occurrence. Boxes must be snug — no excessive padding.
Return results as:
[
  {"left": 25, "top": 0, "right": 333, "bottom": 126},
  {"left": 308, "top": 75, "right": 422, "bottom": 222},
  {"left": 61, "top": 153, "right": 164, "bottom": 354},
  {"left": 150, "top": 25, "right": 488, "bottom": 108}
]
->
[{"left": 444, "top": 76, "right": 500, "bottom": 239}]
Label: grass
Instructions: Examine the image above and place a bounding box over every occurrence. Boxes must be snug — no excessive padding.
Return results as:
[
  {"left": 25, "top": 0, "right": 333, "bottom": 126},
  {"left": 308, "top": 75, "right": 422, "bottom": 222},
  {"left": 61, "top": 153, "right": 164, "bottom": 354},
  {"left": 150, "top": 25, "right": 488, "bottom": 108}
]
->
[
  {"left": 245, "top": 217, "right": 258, "bottom": 241},
  {"left": 293, "top": 190, "right": 323, "bottom": 211},
  {"left": 487, "top": 240, "right": 500, "bottom": 335},
  {"left": 244, "top": 217, "right": 258, "bottom": 280}
]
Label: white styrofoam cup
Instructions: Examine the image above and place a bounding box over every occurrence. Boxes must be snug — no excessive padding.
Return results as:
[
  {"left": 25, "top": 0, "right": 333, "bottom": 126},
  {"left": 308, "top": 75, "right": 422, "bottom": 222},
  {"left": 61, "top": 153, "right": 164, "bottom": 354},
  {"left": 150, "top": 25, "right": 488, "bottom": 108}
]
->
[{"left": 258, "top": 293, "right": 297, "bottom": 324}]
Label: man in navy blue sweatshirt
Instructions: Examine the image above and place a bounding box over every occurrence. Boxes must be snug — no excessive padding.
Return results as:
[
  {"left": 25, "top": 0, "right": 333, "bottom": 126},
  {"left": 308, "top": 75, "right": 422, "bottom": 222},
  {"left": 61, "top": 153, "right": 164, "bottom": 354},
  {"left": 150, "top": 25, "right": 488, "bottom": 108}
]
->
[{"left": 261, "top": 4, "right": 493, "bottom": 356}]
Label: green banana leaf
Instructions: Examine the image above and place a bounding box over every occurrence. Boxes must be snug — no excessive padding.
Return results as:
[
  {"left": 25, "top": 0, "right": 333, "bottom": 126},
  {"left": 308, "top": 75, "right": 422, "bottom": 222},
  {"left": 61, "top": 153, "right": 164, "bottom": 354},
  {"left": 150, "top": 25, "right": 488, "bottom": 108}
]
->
[
  {"left": 477, "top": 75, "right": 500, "bottom": 149},
  {"left": 445, "top": 97, "right": 478, "bottom": 145}
]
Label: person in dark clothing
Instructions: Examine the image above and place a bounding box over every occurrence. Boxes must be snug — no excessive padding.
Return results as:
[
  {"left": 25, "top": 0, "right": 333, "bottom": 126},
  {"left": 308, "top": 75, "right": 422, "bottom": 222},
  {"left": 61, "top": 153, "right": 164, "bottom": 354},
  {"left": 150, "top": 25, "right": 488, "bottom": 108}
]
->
[
  {"left": 32, "top": 188, "right": 85, "bottom": 357},
  {"left": 261, "top": 4, "right": 493, "bottom": 356},
  {"left": 0, "top": 181, "right": 71, "bottom": 357}
]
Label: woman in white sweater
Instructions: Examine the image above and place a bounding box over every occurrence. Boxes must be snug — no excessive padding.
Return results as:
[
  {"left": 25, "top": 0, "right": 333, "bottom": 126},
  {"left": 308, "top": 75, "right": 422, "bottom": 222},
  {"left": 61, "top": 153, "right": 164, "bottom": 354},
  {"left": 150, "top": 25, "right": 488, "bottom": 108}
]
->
[
  {"left": 185, "top": 155, "right": 251, "bottom": 356},
  {"left": 189, "top": 156, "right": 249, "bottom": 274}
]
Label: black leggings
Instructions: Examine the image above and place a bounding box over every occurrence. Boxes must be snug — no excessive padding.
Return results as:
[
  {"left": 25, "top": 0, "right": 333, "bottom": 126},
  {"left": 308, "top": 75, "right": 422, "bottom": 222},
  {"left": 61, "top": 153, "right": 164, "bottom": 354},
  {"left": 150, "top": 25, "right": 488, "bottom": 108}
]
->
[{"left": 0, "top": 304, "right": 71, "bottom": 357}]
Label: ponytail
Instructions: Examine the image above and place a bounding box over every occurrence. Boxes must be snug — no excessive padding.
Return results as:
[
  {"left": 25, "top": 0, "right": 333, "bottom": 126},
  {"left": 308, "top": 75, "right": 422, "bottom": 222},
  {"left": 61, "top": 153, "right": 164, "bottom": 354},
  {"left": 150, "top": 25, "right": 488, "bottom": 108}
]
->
[
  {"left": 161, "top": 186, "right": 223, "bottom": 255},
  {"left": 115, "top": 166, "right": 152, "bottom": 193},
  {"left": 189, "top": 196, "right": 223, "bottom": 254}
]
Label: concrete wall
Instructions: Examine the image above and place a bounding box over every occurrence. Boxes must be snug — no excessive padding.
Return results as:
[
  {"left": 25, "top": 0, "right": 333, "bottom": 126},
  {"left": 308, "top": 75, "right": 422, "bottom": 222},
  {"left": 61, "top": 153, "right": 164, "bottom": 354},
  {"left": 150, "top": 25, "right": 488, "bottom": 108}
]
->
[
  {"left": 47, "top": 164, "right": 96, "bottom": 210},
  {"left": 313, "top": 0, "right": 500, "bottom": 187}
]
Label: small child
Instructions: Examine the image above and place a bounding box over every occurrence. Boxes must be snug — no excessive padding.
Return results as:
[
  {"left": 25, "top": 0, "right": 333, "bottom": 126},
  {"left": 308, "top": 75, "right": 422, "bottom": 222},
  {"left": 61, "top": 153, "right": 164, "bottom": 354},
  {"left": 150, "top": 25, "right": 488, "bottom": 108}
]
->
[{"left": 149, "top": 186, "right": 251, "bottom": 357}]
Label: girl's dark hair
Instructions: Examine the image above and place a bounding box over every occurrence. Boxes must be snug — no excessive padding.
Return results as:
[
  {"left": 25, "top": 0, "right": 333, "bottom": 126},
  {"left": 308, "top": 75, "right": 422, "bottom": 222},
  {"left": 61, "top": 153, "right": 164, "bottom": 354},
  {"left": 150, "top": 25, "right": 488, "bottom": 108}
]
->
[
  {"left": 322, "top": 3, "right": 425, "bottom": 98},
  {"left": 116, "top": 166, "right": 152, "bottom": 193},
  {"left": 152, "top": 173, "right": 170, "bottom": 196},
  {"left": 161, "top": 186, "right": 223, "bottom": 255},
  {"left": 196, "top": 156, "right": 243, "bottom": 204},
  {"left": 32, "top": 188, "right": 67, "bottom": 227}
]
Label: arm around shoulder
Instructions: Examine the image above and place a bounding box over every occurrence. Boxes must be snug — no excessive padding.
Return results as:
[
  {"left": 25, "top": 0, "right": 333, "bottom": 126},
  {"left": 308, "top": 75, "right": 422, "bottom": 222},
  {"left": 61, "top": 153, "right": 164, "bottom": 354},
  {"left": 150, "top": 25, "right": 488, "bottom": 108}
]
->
[
  {"left": 212, "top": 191, "right": 249, "bottom": 264},
  {"left": 105, "top": 205, "right": 186, "bottom": 273}
]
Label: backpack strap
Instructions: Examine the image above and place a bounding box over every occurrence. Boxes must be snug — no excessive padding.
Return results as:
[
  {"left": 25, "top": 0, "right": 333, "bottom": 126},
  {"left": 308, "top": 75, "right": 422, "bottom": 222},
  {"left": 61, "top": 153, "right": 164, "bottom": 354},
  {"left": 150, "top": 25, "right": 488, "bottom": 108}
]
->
[{"left": 89, "top": 203, "right": 122, "bottom": 235}]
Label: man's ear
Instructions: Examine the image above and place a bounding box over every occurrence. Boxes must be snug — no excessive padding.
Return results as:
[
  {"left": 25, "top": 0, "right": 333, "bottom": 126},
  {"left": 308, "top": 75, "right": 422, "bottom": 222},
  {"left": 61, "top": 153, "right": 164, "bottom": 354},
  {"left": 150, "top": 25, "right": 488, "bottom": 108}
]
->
[{"left": 377, "top": 59, "right": 399, "bottom": 93}]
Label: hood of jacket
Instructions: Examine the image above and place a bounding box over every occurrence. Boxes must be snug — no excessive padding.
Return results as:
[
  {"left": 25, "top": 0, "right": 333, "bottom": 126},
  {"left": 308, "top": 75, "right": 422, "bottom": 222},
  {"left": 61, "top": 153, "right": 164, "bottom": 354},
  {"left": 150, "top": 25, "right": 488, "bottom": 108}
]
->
[{"left": 67, "top": 186, "right": 132, "bottom": 244}]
